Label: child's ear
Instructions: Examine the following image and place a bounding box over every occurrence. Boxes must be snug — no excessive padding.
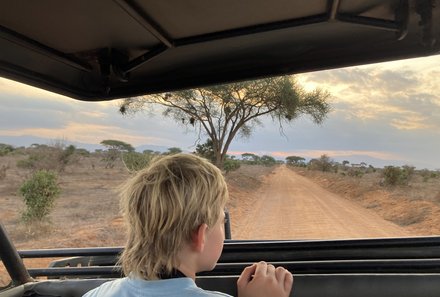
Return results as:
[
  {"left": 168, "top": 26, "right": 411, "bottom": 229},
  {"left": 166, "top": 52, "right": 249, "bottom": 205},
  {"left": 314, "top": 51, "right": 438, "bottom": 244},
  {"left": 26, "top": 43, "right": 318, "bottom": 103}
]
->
[{"left": 192, "top": 223, "right": 208, "bottom": 252}]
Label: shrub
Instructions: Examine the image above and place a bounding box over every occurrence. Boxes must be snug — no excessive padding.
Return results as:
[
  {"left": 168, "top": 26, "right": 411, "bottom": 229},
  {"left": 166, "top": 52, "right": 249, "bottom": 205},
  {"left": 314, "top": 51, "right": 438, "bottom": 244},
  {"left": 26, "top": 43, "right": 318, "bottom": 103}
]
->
[
  {"left": 347, "top": 168, "right": 364, "bottom": 178},
  {"left": 0, "top": 143, "right": 14, "bottom": 156},
  {"left": 17, "top": 154, "right": 42, "bottom": 169},
  {"left": 122, "top": 151, "right": 154, "bottom": 172},
  {"left": 16, "top": 144, "right": 77, "bottom": 172},
  {"left": 382, "top": 166, "right": 401, "bottom": 185},
  {"left": 382, "top": 166, "right": 413, "bottom": 186},
  {"left": 401, "top": 165, "right": 415, "bottom": 181},
  {"left": 308, "top": 154, "right": 333, "bottom": 172},
  {"left": 58, "top": 145, "right": 76, "bottom": 171},
  {"left": 19, "top": 170, "right": 61, "bottom": 222},
  {"left": 260, "top": 155, "right": 276, "bottom": 166},
  {"left": 223, "top": 158, "right": 241, "bottom": 173},
  {"left": 75, "top": 148, "right": 90, "bottom": 156}
]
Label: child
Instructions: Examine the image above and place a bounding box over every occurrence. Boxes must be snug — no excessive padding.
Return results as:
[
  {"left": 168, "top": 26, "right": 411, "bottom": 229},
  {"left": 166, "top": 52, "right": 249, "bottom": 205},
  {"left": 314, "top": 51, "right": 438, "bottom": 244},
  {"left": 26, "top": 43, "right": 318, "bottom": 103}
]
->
[{"left": 83, "top": 153, "right": 293, "bottom": 297}]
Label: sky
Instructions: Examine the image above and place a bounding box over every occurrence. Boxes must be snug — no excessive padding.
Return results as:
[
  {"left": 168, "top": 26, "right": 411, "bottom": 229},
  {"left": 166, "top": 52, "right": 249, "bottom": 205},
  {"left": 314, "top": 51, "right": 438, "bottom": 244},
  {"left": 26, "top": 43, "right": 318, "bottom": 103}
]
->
[{"left": 1, "top": 55, "right": 440, "bottom": 170}]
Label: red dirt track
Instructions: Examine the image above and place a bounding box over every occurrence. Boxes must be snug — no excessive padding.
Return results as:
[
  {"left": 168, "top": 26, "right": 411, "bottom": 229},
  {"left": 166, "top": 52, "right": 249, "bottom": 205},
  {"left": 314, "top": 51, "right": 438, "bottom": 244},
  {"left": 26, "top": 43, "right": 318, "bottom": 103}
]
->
[{"left": 233, "top": 166, "right": 410, "bottom": 240}]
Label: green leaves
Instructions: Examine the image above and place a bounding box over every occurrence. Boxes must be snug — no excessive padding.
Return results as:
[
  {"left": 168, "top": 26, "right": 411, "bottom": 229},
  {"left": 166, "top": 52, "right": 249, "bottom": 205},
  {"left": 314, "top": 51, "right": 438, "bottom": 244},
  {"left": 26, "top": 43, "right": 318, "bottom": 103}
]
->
[
  {"left": 19, "top": 170, "right": 60, "bottom": 222},
  {"left": 118, "top": 75, "right": 331, "bottom": 169}
]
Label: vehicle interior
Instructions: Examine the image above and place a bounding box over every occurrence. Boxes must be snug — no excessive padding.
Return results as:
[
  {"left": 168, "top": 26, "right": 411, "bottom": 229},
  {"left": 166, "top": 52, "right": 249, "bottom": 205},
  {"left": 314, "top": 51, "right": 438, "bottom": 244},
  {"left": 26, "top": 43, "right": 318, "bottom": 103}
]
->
[{"left": 1, "top": 0, "right": 440, "bottom": 297}]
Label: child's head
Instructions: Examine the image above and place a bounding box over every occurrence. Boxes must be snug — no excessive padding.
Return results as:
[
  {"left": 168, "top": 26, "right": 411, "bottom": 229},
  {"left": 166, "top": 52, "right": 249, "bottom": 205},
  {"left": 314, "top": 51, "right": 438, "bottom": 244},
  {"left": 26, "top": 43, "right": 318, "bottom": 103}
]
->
[{"left": 119, "top": 153, "right": 228, "bottom": 280}]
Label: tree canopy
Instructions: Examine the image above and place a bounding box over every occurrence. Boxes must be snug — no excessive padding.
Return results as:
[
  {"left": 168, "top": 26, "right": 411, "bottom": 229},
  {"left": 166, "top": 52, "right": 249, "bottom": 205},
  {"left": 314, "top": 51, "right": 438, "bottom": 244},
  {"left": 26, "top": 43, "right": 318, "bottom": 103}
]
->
[
  {"left": 100, "top": 139, "right": 134, "bottom": 168},
  {"left": 120, "top": 76, "right": 331, "bottom": 169},
  {"left": 286, "top": 155, "right": 306, "bottom": 165},
  {"left": 100, "top": 140, "right": 134, "bottom": 152}
]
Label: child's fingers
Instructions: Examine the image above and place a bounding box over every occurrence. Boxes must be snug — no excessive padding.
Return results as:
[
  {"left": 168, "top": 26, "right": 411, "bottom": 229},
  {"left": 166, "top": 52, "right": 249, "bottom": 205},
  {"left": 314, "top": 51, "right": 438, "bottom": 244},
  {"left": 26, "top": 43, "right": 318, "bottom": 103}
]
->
[
  {"left": 237, "top": 263, "right": 257, "bottom": 284},
  {"left": 275, "top": 266, "right": 294, "bottom": 292},
  {"left": 284, "top": 269, "right": 294, "bottom": 292},
  {"left": 267, "top": 263, "right": 276, "bottom": 276},
  {"left": 254, "top": 261, "right": 268, "bottom": 277},
  {"left": 275, "top": 266, "right": 285, "bottom": 281}
]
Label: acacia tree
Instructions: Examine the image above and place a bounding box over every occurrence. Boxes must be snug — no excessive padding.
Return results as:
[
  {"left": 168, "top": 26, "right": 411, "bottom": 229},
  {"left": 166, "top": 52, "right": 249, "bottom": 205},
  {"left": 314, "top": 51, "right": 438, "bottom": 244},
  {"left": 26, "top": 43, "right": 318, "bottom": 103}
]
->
[
  {"left": 100, "top": 139, "right": 134, "bottom": 168},
  {"left": 286, "top": 156, "right": 306, "bottom": 166},
  {"left": 120, "top": 76, "right": 330, "bottom": 169}
]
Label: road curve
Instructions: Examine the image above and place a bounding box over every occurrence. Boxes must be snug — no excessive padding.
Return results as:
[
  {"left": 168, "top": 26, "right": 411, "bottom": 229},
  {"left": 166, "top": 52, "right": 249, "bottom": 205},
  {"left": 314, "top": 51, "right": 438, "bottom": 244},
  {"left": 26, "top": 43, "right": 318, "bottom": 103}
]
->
[{"left": 233, "top": 165, "right": 410, "bottom": 240}]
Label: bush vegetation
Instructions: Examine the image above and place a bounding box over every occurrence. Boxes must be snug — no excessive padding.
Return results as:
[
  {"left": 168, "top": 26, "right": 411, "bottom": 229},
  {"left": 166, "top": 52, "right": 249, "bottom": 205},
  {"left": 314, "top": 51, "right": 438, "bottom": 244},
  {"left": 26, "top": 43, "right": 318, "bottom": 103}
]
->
[
  {"left": 308, "top": 154, "right": 334, "bottom": 172},
  {"left": 223, "top": 157, "right": 241, "bottom": 173},
  {"left": 122, "top": 151, "right": 155, "bottom": 172},
  {"left": 19, "top": 170, "right": 61, "bottom": 222},
  {"left": 0, "top": 143, "right": 14, "bottom": 156},
  {"left": 382, "top": 165, "right": 415, "bottom": 186},
  {"left": 16, "top": 143, "right": 78, "bottom": 172}
]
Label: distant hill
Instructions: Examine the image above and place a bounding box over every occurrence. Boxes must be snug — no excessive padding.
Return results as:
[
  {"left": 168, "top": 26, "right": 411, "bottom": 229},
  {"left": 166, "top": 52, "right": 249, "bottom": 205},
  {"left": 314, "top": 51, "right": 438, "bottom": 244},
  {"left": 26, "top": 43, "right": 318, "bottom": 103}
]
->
[{"left": 0, "top": 135, "right": 181, "bottom": 154}]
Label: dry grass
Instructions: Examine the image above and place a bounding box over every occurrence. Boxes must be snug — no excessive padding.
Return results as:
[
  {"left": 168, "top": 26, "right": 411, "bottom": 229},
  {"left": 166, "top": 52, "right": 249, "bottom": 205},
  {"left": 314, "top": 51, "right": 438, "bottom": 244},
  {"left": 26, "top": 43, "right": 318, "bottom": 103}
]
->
[
  {"left": 0, "top": 154, "right": 275, "bottom": 287},
  {"left": 0, "top": 155, "right": 274, "bottom": 248}
]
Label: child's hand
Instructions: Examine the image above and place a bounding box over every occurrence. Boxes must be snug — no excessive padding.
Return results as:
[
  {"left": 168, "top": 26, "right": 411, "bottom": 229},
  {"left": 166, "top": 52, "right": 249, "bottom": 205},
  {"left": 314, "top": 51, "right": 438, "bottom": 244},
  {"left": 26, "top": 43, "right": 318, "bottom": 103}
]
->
[{"left": 237, "top": 261, "right": 293, "bottom": 297}]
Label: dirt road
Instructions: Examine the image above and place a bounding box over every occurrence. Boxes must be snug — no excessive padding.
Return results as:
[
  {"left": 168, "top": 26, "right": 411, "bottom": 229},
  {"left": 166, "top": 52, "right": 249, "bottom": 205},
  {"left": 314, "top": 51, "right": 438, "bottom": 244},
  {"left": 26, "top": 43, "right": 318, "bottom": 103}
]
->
[{"left": 233, "top": 166, "right": 410, "bottom": 240}]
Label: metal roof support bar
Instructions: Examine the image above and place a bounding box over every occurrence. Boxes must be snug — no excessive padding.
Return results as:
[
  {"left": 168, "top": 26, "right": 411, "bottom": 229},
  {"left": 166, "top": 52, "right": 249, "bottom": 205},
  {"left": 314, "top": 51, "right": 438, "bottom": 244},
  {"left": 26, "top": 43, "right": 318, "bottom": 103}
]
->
[
  {"left": 0, "top": 25, "right": 92, "bottom": 72},
  {"left": 176, "top": 14, "right": 329, "bottom": 47},
  {"left": 113, "top": 0, "right": 174, "bottom": 48},
  {"left": 121, "top": 45, "right": 167, "bottom": 74}
]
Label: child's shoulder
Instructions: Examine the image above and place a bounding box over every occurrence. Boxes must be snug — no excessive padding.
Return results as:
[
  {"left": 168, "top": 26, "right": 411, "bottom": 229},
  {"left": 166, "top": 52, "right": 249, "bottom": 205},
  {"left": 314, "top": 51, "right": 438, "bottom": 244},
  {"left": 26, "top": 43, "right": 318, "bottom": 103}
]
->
[
  {"left": 83, "top": 277, "right": 233, "bottom": 297},
  {"left": 82, "top": 278, "right": 128, "bottom": 297}
]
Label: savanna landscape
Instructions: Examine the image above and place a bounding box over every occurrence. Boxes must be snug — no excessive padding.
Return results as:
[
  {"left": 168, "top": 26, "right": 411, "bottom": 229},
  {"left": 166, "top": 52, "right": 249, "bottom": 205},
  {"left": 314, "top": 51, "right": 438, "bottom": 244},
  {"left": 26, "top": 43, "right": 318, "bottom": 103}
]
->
[{"left": 1, "top": 144, "right": 440, "bottom": 286}]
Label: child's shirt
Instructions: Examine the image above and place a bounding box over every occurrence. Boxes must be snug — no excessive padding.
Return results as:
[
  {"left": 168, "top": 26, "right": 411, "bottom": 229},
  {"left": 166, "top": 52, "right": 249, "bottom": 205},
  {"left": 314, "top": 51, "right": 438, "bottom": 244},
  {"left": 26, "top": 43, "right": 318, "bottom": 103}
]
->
[{"left": 82, "top": 276, "right": 232, "bottom": 297}]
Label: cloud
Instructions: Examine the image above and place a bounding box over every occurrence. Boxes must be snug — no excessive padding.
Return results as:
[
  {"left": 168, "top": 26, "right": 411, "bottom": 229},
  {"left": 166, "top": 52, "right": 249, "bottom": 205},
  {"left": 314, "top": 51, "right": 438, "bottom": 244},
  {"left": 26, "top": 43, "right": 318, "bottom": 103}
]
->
[
  {"left": 298, "top": 57, "right": 440, "bottom": 133},
  {"left": 390, "top": 115, "right": 432, "bottom": 130}
]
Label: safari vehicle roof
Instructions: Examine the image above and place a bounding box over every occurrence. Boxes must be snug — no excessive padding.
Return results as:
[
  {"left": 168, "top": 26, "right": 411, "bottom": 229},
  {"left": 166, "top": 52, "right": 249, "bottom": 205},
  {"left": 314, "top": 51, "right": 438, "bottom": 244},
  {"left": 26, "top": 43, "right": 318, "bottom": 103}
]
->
[{"left": 1, "top": 0, "right": 439, "bottom": 101}]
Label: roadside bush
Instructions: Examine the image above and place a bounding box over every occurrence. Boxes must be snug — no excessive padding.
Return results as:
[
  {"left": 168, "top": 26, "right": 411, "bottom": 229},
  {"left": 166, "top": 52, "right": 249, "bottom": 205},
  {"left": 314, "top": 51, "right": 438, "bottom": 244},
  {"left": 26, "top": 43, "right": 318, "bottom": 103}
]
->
[
  {"left": 347, "top": 168, "right": 364, "bottom": 178},
  {"left": 402, "top": 165, "right": 415, "bottom": 181},
  {"left": 224, "top": 158, "right": 241, "bottom": 173},
  {"left": 19, "top": 170, "right": 61, "bottom": 222},
  {"left": 382, "top": 166, "right": 401, "bottom": 185},
  {"left": 260, "top": 155, "right": 276, "bottom": 166},
  {"left": 308, "top": 154, "right": 333, "bottom": 172},
  {"left": 419, "top": 169, "right": 439, "bottom": 182},
  {"left": 382, "top": 166, "right": 413, "bottom": 186}
]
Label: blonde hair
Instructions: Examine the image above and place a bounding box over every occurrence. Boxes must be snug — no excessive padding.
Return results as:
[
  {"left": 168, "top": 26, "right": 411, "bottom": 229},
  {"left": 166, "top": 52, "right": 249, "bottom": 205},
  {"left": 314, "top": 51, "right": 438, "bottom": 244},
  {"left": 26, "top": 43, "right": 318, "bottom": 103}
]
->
[{"left": 119, "top": 153, "right": 228, "bottom": 280}]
